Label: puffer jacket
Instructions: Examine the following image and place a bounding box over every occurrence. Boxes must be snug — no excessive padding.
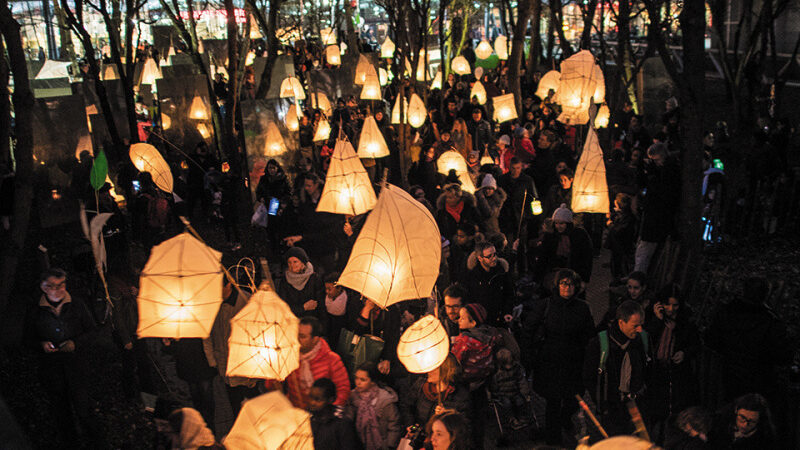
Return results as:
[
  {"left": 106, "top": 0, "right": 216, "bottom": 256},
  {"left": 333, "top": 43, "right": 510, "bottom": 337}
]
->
[
  {"left": 285, "top": 339, "right": 351, "bottom": 408},
  {"left": 348, "top": 385, "right": 402, "bottom": 449},
  {"left": 434, "top": 190, "right": 480, "bottom": 240},
  {"left": 451, "top": 324, "right": 500, "bottom": 387},
  {"left": 474, "top": 186, "right": 507, "bottom": 234}
]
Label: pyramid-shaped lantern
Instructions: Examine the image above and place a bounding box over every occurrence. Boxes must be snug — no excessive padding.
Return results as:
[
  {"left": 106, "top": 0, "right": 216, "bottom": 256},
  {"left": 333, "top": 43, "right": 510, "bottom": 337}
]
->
[
  {"left": 285, "top": 104, "right": 299, "bottom": 132},
  {"left": 318, "top": 139, "right": 377, "bottom": 216},
  {"left": 535, "top": 70, "right": 561, "bottom": 100},
  {"left": 451, "top": 56, "right": 470, "bottom": 76},
  {"left": 136, "top": 232, "right": 223, "bottom": 338},
  {"left": 431, "top": 70, "right": 442, "bottom": 90},
  {"left": 129, "top": 143, "right": 173, "bottom": 193},
  {"left": 264, "top": 122, "right": 287, "bottom": 156},
  {"left": 357, "top": 117, "right": 390, "bottom": 159},
  {"left": 280, "top": 76, "right": 306, "bottom": 100},
  {"left": 470, "top": 81, "right": 487, "bottom": 105},
  {"left": 360, "top": 65, "right": 382, "bottom": 100},
  {"left": 407, "top": 93, "right": 427, "bottom": 128},
  {"left": 139, "top": 57, "right": 162, "bottom": 86},
  {"left": 354, "top": 55, "right": 372, "bottom": 85},
  {"left": 380, "top": 37, "right": 395, "bottom": 59},
  {"left": 189, "top": 95, "right": 210, "bottom": 120},
  {"left": 223, "top": 392, "right": 313, "bottom": 450},
  {"left": 556, "top": 50, "right": 602, "bottom": 125},
  {"left": 310, "top": 92, "right": 333, "bottom": 115},
  {"left": 226, "top": 290, "right": 301, "bottom": 380},
  {"left": 326, "top": 45, "right": 341, "bottom": 66},
  {"left": 494, "top": 35, "right": 509, "bottom": 60},
  {"left": 338, "top": 184, "right": 441, "bottom": 309},
  {"left": 571, "top": 125, "right": 609, "bottom": 213},
  {"left": 103, "top": 64, "right": 120, "bottom": 80},
  {"left": 475, "top": 40, "right": 493, "bottom": 60},
  {"left": 492, "top": 93, "right": 518, "bottom": 123},
  {"left": 313, "top": 116, "right": 331, "bottom": 142}
]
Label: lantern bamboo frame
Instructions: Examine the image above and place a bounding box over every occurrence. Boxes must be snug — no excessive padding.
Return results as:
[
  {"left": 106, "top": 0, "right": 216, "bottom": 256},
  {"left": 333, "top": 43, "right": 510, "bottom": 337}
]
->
[
  {"left": 129, "top": 143, "right": 174, "bottom": 193},
  {"left": 571, "top": 125, "right": 610, "bottom": 214},
  {"left": 397, "top": 315, "right": 450, "bottom": 373}
]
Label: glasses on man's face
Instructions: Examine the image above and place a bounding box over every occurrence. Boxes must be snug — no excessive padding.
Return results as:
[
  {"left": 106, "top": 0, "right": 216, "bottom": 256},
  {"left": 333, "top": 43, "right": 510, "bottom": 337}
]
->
[
  {"left": 559, "top": 280, "right": 574, "bottom": 287},
  {"left": 43, "top": 281, "right": 66, "bottom": 290},
  {"left": 481, "top": 252, "right": 497, "bottom": 259},
  {"left": 444, "top": 304, "right": 461, "bottom": 310}
]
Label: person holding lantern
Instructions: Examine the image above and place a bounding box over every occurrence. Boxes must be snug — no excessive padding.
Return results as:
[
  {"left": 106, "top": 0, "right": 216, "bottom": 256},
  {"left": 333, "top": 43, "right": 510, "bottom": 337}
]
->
[
  {"left": 400, "top": 353, "right": 471, "bottom": 432},
  {"left": 498, "top": 157, "right": 536, "bottom": 273}
]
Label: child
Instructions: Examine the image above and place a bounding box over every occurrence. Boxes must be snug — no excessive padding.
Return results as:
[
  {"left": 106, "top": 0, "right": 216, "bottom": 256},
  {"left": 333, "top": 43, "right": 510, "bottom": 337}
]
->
[{"left": 490, "top": 348, "right": 532, "bottom": 430}]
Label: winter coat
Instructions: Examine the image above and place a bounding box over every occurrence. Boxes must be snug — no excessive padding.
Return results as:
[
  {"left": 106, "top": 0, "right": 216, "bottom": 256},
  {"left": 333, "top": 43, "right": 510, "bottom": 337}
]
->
[
  {"left": 583, "top": 323, "right": 648, "bottom": 411},
  {"left": 203, "top": 289, "right": 253, "bottom": 387},
  {"left": 255, "top": 167, "right": 291, "bottom": 205},
  {"left": 407, "top": 160, "right": 442, "bottom": 205},
  {"left": 639, "top": 158, "right": 681, "bottom": 242},
  {"left": 513, "top": 137, "right": 536, "bottom": 165},
  {"left": 400, "top": 377, "right": 471, "bottom": 428},
  {"left": 474, "top": 186, "right": 507, "bottom": 234},
  {"left": 348, "top": 385, "right": 403, "bottom": 449},
  {"left": 490, "top": 362, "right": 531, "bottom": 399},
  {"left": 498, "top": 172, "right": 536, "bottom": 229},
  {"left": 543, "top": 185, "right": 572, "bottom": 218},
  {"left": 434, "top": 190, "right": 480, "bottom": 240},
  {"left": 311, "top": 405, "right": 361, "bottom": 450},
  {"left": 30, "top": 294, "right": 96, "bottom": 353},
  {"left": 606, "top": 207, "right": 637, "bottom": 255},
  {"left": 286, "top": 338, "right": 351, "bottom": 408},
  {"left": 277, "top": 268, "right": 326, "bottom": 322},
  {"left": 168, "top": 338, "right": 217, "bottom": 383},
  {"left": 468, "top": 119, "right": 493, "bottom": 153},
  {"left": 536, "top": 222, "right": 594, "bottom": 282},
  {"left": 451, "top": 325, "right": 501, "bottom": 386},
  {"left": 462, "top": 263, "right": 513, "bottom": 324}
]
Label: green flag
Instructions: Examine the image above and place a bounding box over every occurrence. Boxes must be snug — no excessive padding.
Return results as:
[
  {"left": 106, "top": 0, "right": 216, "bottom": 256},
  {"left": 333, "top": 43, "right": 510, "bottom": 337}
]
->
[{"left": 89, "top": 150, "right": 108, "bottom": 191}]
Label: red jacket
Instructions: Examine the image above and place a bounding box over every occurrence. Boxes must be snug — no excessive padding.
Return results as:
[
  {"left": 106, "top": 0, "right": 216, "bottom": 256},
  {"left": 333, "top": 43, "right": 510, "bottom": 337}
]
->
[{"left": 286, "top": 338, "right": 350, "bottom": 409}]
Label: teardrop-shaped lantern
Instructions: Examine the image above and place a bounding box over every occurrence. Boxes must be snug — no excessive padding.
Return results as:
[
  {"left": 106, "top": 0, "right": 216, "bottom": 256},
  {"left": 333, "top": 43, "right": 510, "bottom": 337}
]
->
[
  {"left": 407, "top": 94, "right": 427, "bottom": 128},
  {"left": 470, "top": 81, "right": 487, "bottom": 105},
  {"left": 451, "top": 56, "right": 470, "bottom": 76},
  {"left": 475, "top": 40, "right": 493, "bottom": 60},
  {"left": 285, "top": 104, "right": 299, "bottom": 132},
  {"left": 494, "top": 35, "right": 509, "bottom": 60}
]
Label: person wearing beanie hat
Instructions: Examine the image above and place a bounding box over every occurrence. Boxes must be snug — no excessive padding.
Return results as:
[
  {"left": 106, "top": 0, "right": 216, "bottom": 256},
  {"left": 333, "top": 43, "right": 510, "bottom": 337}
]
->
[
  {"left": 475, "top": 174, "right": 507, "bottom": 234},
  {"left": 535, "top": 203, "right": 594, "bottom": 283},
  {"left": 278, "top": 246, "right": 326, "bottom": 321},
  {"left": 499, "top": 135, "right": 511, "bottom": 146},
  {"left": 461, "top": 303, "right": 487, "bottom": 327},
  {"left": 285, "top": 246, "right": 309, "bottom": 265},
  {"left": 551, "top": 203, "right": 573, "bottom": 224},
  {"left": 480, "top": 174, "right": 497, "bottom": 190}
]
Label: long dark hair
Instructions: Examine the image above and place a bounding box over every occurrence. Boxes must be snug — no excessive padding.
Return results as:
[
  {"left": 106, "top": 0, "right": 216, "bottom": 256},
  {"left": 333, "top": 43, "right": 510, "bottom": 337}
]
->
[{"left": 426, "top": 410, "right": 470, "bottom": 449}]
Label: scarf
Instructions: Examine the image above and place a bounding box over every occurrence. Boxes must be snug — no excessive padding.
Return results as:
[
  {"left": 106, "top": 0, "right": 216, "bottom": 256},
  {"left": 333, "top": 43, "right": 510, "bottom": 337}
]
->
[
  {"left": 299, "top": 340, "right": 322, "bottom": 393},
  {"left": 355, "top": 386, "right": 384, "bottom": 450},
  {"left": 610, "top": 334, "right": 632, "bottom": 394},
  {"left": 39, "top": 292, "right": 72, "bottom": 317},
  {"left": 656, "top": 320, "right": 677, "bottom": 362},
  {"left": 445, "top": 201, "right": 464, "bottom": 222},
  {"left": 325, "top": 290, "right": 348, "bottom": 316},
  {"left": 556, "top": 234, "right": 571, "bottom": 259},
  {"left": 286, "top": 262, "right": 315, "bottom": 291}
]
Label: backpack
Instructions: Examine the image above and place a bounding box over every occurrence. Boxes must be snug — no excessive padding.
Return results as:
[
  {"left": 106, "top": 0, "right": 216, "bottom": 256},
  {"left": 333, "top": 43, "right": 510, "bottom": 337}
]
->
[
  {"left": 145, "top": 193, "right": 169, "bottom": 228},
  {"left": 455, "top": 329, "right": 501, "bottom": 383},
  {"left": 595, "top": 329, "right": 649, "bottom": 409}
]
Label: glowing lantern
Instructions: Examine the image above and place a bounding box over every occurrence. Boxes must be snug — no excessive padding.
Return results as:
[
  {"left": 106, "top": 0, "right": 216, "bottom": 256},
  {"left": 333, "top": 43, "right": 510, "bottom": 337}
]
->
[
  {"left": 245, "top": 50, "right": 256, "bottom": 66},
  {"left": 129, "top": 143, "right": 173, "bottom": 193},
  {"left": 437, "top": 150, "right": 468, "bottom": 175},
  {"left": 403, "top": 58, "right": 413, "bottom": 77},
  {"left": 226, "top": 291, "right": 300, "bottom": 380},
  {"left": 431, "top": 70, "right": 442, "bottom": 90},
  {"left": 161, "top": 113, "right": 172, "bottom": 130},
  {"left": 492, "top": 94, "right": 518, "bottom": 123},
  {"left": 340, "top": 42, "right": 347, "bottom": 54},
  {"left": 310, "top": 93, "right": 332, "bottom": 115},
  {"left": 451, "top": 56, "right": 470, "bottom": 76},
  {"left": 379, "top": 67, "right": 389, "bottom": 86},
  {"left": 470, "top": 81, "right": 487, "bottom": 105},
  {"left": 592, "top": 64, "right": 606, "bottom": 103},
  {"left": 318, "top": 139, "right": 377, "bottom": 216},
  {"left": 159, "top": 57, "right": 168, "bottom": 67},
  {"left": 475, "top": 40, "right": 493, "bottom": 60},
  {"left": 391, "top": 96, "right": 408, "bottom": 125},
  {"left": 168, "top": 45, "right": 176, "bottom": 58},
  {"left": 198, "top": 39, "right": 205, "bottom": 54},
  {"left": 197, "top": 123, "right": 211, "bottom": 140},
  {"left": 494, "top": 35, "right": 509, "bottom": 60},
  {"left": 415, "top": 51, "right": 428, "bottom": 81},
  {"left": 285, "top": 104, "right": 299, "bottom": 131},
  {"left": 264, "top": 122, "right": 287, "bottom": 156},
  {"left": 313, "top": 116, "right": 331, "bottom": 142},
  {"left": 326, "top": 45, "right": 341, "bottom": 66},
  {"left": 354, "top": 55, "right": 371, "bottom": 85},
  {"left": 380, "top": 37, "right": 395, "bottom": 59},
  {"left": 189, "top": 95, "right": 210, "bottom": 120},
  {"left": 223, "top": 392, "right": 313, "bottom": 450},
  {"left": 280, "top": 77, "right": 305, "bottom": 100},
  {"left": 356, "top": 117, "right": 389, "bottom": 159},
  {"left": 249, "top": 14, "right": 262, "bottom": 39},
  {"left": 571, "top": 125, "right": 609, "bottom": 213},
  {"left": 535, "top": 70, "right": 561, "bottom": 100},
  {"left": 531, "top": 199, "right": 543, "bottom": 215},
  {"left": 407, "top": 93, "right": 427, "bottom": 128},
  {"left": 136, "top": 232, "right": 223, "bottom": 338},
  {"left": 360, "top": 66, "right": 382, "bottom": 100},
  {"left": 594, "top": 104, "right": 610, "bottom": 128},
  {"left": 103, "top": 64, "right": 119, "bottom": 80},
  {"left": 338, "top": 184, "right": 441, "bottom": 309},
  {"left": 139, "top": 58, "right": 161, "bottom": 86},
  {"left": 321, "top": 28, "right": 337, "bottom": 45},
  {"left": 556, "top": 50, "right": 602, "bottom": 125},
  {"left": 458, "top": 173, "right": 476, "bottom": 194},
  {"left": 397, "top": 315, "right": 450, "bottom": 373}
]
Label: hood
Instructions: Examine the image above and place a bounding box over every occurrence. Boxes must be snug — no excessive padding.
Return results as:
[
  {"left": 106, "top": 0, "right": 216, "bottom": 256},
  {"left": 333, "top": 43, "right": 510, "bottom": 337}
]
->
[
  {"left": 352, "top": 384, "right": 399, "bottom": 409},
  {"left": 462, "top": 324, "right": 496, "bottom": 344},
  {"left": 436, "top": 190, "right": 477, "bottom": 211}
]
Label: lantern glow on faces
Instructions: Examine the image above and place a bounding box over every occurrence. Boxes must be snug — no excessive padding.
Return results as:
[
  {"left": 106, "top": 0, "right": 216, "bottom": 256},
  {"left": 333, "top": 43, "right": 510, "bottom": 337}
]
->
[
  {"left": 571, "top": 125, "right": 609, "bottom": 214},
  {"left": 136, "top": 232, "right": 223, "bottom": 338},
  {"left": 326, "top": 45, "right": 341, "bottom": 66},
  {"left": 475, "top": 40, "right": 493, "bottom": 60},
  {"left": 360, "top": 66, "right": 382, "bottom": 100},
  {"left": 451, "top": 56, "right": 470, "bottom": 76},
  {"left": 313, "top": 117, "right": 331, "bottom": 142},
  {"left": 407, "top": 94, "right": 427, "bottom": 128},
  {"left": 318, "top": 139, "right": 377, "bottom": 216},
  {"left": 535, "top": 70, "right": 561, "bottom": 100},
  {"left": 280, "top": 76, "right": 306, "bottom": 100},
  {"left": 189, "top": 95, "right": 210, "bottom": 120},
  {"left": 397, "top": 315, "right": 450, "bottom": 373},
  {"left": 129, "top": 143, "right": 174, "bottom": 193},
  {"left": 492, "top": 94, "right": 518, "bottom": 123},
  {"left": 223, "top": 392, "right": 313, "bottom": 450},
  {"left": 285, "top": 104, "right": 299, "bottom": 132},
  {"left": 494, "top": 35, "right": 509, "bottom": 60},
  {"left": 380, "top": 37, "right": 395, "bottom": 59},
  {"left": 357, "top": 117, "right": 390, "bottom": 159},
  {"left": 264, "top": 122, "right": 287, "bottom": 156},
  {"left": 470, "top": 81, "right": 487, "bottom": 105}
]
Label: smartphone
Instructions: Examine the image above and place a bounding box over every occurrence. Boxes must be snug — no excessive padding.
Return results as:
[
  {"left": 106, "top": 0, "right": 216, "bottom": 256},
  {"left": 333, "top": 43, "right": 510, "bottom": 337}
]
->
[
  {"left": 268, "top": 197, "right": 280, "bottom": 216},
  {"left": 132, "top": 180, "right": 141, "bottom": 193}
]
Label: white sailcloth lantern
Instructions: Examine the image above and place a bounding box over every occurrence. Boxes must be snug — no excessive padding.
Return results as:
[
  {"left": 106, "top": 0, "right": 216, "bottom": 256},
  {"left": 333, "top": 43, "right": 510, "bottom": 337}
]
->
[
  {"left": 535, "top": 70, "right": 561, "bottom": 100},
  {"left": 326, "top": 45, "right": 341, "bottom": 66},
  {"left": 285, "top": 104, "right": 299, "bottom": 132},
  {"left": 223, "top": 392, "right": 314, "bottom": 450},
  {"left": 360, "top": 65, "right": 382, "bottom": 100},
  {"left": 337, "top": 184, "right": 441, "bottom": 309},
  {"left": 129, "top": 143, "right": 173, "bottom": 193},
  {"left": 354, "top": 55, "right": 372, "bottom": 85},
  {"left": 264, "top": 122, "right": 287, "bottom": 156},
  {"left": 594, "top": 104, "right": 610, "bottom": 128},
  {"left": 280, "top": 76, "right": 306, "bottom": 100},
  {"left": 357, "top": 117, "right": 390, "bottom": 159},
  {"left": 592, "top": 64, "right": 606, "bottom": 104},
  {"left": 313, "top": 116, "right": 332, "bottom": 142},
  {"left": 310, "top": 92, "right": 333, "bottom": 116},
  {"left": 189, "top": 95, "right": 210, "bottom": 120},
  {"left": 451, "top": 56, "right": 470, "bottom": 76},
  {"left": 397, "top": 315, "right": 450, "bottom": 373},
  {"left": 321, "top": 28, "right": 337, "bottom": 46},
  {"left": 407, "top": 93, "right": 427, "bottom": 128},
  {"left": 492, "top": 94, "right": 518, "bottom": 123},
  {"left": 103, "top": 64, "right": 120, "bottom": 80},
  {"left": 379, "top": 67, "right": 389, "bottom": 86},
  {"left": 475, "top": 40, "right": 493, "bottom": 60},
  {"left": 470, "top": 81, "right": 487, "bottom": 105},
  {"left": 437, "top": 150, "right": 468, "bottom": 175},
  {"left": 318, "top": 139, "right": 377, "bottom": 216},
  {"left": 391, "top": 96, "right": 408, "bottom": 125},
  {"left": 139, "top": 58, "right": 162, "bottom": 86},
  {"left": 494, "top": 35, "right": 509, "bottom": 60},
  {"left": 380, "top": 37, "right": 395, "bottom": 59},
  {"left": 571, "top": 125, "right": 609, "bottom": 213},
  {"left": 556, "top": 50, "right": 602, "bottom": 125},
  {"left": 431, "top": 70, "right": 442, "bottom": 90}
]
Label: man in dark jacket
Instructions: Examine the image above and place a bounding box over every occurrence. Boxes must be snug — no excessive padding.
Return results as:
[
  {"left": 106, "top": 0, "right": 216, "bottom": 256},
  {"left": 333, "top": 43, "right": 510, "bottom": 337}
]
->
[
  {"left": 499, "top": 158, "right": 537, "bottom": 273},
  {"left": 440, "top": 283, "right": 466, "bottom": 337},
  {"left": 467, "top": 108, "right": 493, "bottom": 154},
  {"left": 583, "top": 300, "right": 648, "bottom": 437},
  {"left": 462, "top": 242, "right": 513, "bottom": 324},
  {"left": 708, "top": 393, "right": 777, "bottom": 449},
  {"left": 309, "top": 378, "right": 360, "bottom": 450}
]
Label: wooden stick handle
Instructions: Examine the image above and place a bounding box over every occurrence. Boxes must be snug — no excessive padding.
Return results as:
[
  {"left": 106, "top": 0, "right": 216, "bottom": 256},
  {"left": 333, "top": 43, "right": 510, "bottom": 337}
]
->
[{"left": 575, "top": 394, "right": 609, "bottom": 439}]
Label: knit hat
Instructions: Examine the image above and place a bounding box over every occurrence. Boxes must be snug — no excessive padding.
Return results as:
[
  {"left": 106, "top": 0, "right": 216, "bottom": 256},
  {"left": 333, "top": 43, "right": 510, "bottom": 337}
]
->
[
  {"left": 464, "top": 303, "right": 487, "bottom": 326},
  {"left": 498, "top": 135, "right": 511, "bottom": 146},
  {"left": 481, "top": 174, "right": 497, "bottom": 189},
  {"left": 552, "top": 203, "right": 573, "bottom": 223},
  {"left": 285, "top": 246, "right": 309, "bottom": 265}
]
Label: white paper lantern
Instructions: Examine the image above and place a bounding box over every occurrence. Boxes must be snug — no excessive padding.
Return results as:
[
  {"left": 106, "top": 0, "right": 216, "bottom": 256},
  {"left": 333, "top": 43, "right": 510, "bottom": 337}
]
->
[
  {"left": 397, "top": 315, "right": 450, "bottom": 373},
  {"left": 437, "top": 150, "right": 469, "bottom": 176},
  {"left": 103, "top": 64, "right": 119, "bottom": 80},
  {"left": 326, "top": 45, "right": 341, "bottom": 66},
  {"left": 571, "top": 126, "right": 609, "bottom": 213},
  {"left": 475, "top": 40, "right": 493, "bottom": 60},
  {"left": 592, "top": 64, "right": 606, "bottom": 104},
  {"left": 189, "top": 95, "right": 210, "bottom": 120},
  {"left": 360, "top": 66, "right": 382, "bottom": 100},
  {"left": 379, "top": 67, "right": 389, "bottom": 86},
  {"left": 280, "top": 76, "right": 305, "bottom": 100},
  {"left": 494, "top": 35, "right": 509, "bottom": 60},
  {"left": 285, "top": 104, "right": 299, "bottom": 132},
  {"left": 197, "top": 123, "right": 212, "bottom": 140},
  {"left": 430, "top": 70, "right": 442, "bottom": 90},
  {"left": 129, "top": 143, "right": 173, "bottom": 193},
  {"left": 320, "top": 28, "right": 337, "bottom": 46},
  {"left": 264, "top": 122, "right": 287, "bottom": 156},
  {"left": 357, "top": 117, "right": 390, "bottom": 159},
  {"left": 223, "top": 392, "right": 314, "bottom": 450},
  {"left": 391, "top": 96, "right": 408, "bottom": 125},
  {"left": 249, "top": 14, "right": 262, "bottom": 39},
  {"left": 470, "top": 81, "right": 487, "bottom": 105},
  {"left": 380, "top": 37, "right": 395, "bottom": 59},
  {"left": 161, "top": 113, "right": 171, "bottom": 130},
  {"left": 407, "top": 93, "right": 427, "bottom": 128},
  {"left": 354, "top": 55, "right": 372, "bottom": 85},
  {"left": 492, "top": 94, "right": 518, "bottom": 123},
  {"left": 594, "top": 104, "right": 610, "bottom": 128},
  {"left": 451, "top": 56, "right": 470, "bottom": 76},
  {"left": 245, "top": 50, "right": 256, "bottom": 67},
  {"left": 318, "top": 139, "right": 377, "bottom": 216},
  {"left": 535, "top": 70, "right": 561, "bottom": 100},
  {"left": 139, "top": 58, "right": 162, "bottom": 86},
  {"left": 556, "top": 50, "right": 603, "bottom": 125},
  {"left": 310, "top": 92, "right": 333, "bottom": 115},
  {"left": 313, "top": 116, "right": 331, "bottom": 142}
]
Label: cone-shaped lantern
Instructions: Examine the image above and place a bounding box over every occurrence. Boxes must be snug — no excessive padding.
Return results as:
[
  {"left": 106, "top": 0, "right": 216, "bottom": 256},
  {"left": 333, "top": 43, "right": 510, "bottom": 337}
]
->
[
  {"left": 354, "top": 55, "right": 371, "bottom": 85},
  {"left": 437, "top": 150, "right": 468, "bottom": 175},
  {"left": 313, "top": 116, "right": 331, "bottom": 142},
  {"left": 357, "top": 117, "right": 390, "bottom": 159},
  {"left": 360, "top": 66, "right": 382, "bottom": 100},
  {"left": 197, "top": 123, "right": 212, "bottom": 140},
  {"left": 285, "top": 104, "right": 299, "bottom": 132},
  {"left": 494, "top": 35, "right": 509, "bottom": 60},
  {"left": 379, "top": 67, "right": 389, "bottom": 86},
  {"left": 451, "top": 56, "right": 470, "bottom": 76},
  {"left": 397, "top": 315, "right": 450, "bottom": 373},
  {"left": 380, "top": 37, "right": 395, "bottom": 59},
  {"left": 470, "top": 81, "right": 487, "bottom": 105},
  {"left": 168, "top": 45, "right": 176, "bottom": 58},
  {"left": 391, "top": 96, "right": 408, "bottom": 125},
  {"left": 249, "top": 14, "right": 262, "bottom": 39},
  {"left": 475, "top": 40, "right": 493, "bottom": 60},
  {"left": 407, "top": 93, "right": 427, "bottom": 128},
  {"left": 556, "top": 50, "right": 602, "bottom": 125},
  {"left": 594, "top": 104, "right": 610, "bottom": 128},
  {"left": 492, "top": 94, "right": 518, "bottom": 123},
  {"left": 318, "top": 139, "right": 377, "bottom": 216},
  {"left": 480, "top": 150, "right": 494, "bottom": 166},
  {"left": 337, "top": 184, "right": 441, "bottom": 309},
  {"left": 245, "top": 50, "right": 256, "bottom": 67},
  {"left": 136, "top": 232, "right": 223, "bottom": 338},
  {"left": 226, "top": 291, "right": 301, "bottom": 381},
  {"left": 223, "top": 392, "right": 313, "bottom": 450},
  {"left": 326, "top": 45, "right": 341, "bottom": 66},
  {"left": 431, "top": 70, "right": 442, "bottom": 90},
  {"left": 198, "top": 39, "right": 205, "bottom": 54},
  {"left": 321, "top": 27, "right": 337, "bottom": 46},
  {"left": 103, "top": 64, "right": 120, "bottom": 80},
  {"left": 161, "top": 113, "right": 172, "bottom": 130},
  {"left": 535, "top": 70, "right": 561, "bottom": 100},
  {"left": 571, "top": 125, "right": 609, "bottom": 213},
  {"left": 280, "top": 76, "right": 306, "bottom": 100},
  {"left": 264, "top": 122, "right": 287, "bottom": 156},
  {"left": 189, "top": 95, "right": 210, "bottom": 120},
  {"left": 310, "top": 92, "right": 332, "bottom": 115},
  {"left": 129, "top": 143, "right": 173, "bottom": 193},
  {"left": 139, "top": 58, "right": 162, "bottom": 86}
]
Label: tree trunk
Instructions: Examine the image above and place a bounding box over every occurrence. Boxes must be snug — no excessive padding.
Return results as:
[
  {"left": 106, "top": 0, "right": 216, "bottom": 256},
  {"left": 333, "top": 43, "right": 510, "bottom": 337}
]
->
[
  {"left": 253, "top": 0, "right": 283, "bottom": 99},
  {"left": 0, "top": 36, "right": 10, "bottom": 168},
  {"left": 579, "top": 0, "right": 598, "bottom": 50},
  {"left": 509, "top": 0, "right": 531, "bottom": 113},
  {"left": 101, "top": 6, "right": 139, "bottom": 143},
  {"left": 223, "top": 0, "right": 242, "bottom": 178},
  {"left": 551, "top": 0, "right": 572, "bottom": 57},
  {"left": 526, "top": 0, "right": 542, "bottom": 76}
]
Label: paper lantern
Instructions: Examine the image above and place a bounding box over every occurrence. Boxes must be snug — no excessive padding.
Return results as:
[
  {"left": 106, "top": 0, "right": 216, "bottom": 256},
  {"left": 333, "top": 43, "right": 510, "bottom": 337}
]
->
[
  {"left": 354, "top": 55, "right": 371, "bottom": 85},
  {"left": 129, "top": 143, "right": 173, "bottom": 193},
  {"left": 136, "top": 232, "right": 223, "bottom": 338},
  {"left": 161, "top": 113, "right": 171, "bottom": 130},
  {"left": 189, "top": 95, "right": 210, "bottom": 120},
  {"left": 571, "top": 126, "right": 609, "bottom": 214},
  {"left": 285, "top": 104, "right": 299, "bottom": 131},
  {"left": 103, "top": 64, "right": 119, "bottom": 80},
  {"left": 475, "top": 40, "right": 493, "bottom": 60},
  {"left": 451, "top": 56, "right": 470, "bottom": 76},
  {"left": 310, "top": 92, "right": 332, "bottom": 115},
  {"left": 321, "top": 27, "right": 337, "bottom": 46},
  {"left": 431, "top": 70, "right": 442, "bottom": 90},
  {"left": 318, "top": 139, "right": 377, "bottom": 215},
  {"left": 470, "top": 81, "right": 487, "bottom": 105},
  {"left": 415, "top": 54, "right": 428, "bottom": 81},
  {"left": 226, "top": 291, "right": 300, "bottom": 380},
  {"left": 592, "top": 64, "right": 606, "bottom": 103},
  {"left": 280, "top": 76, "right": 305, "bottom": 100},
  {"left": 340, "top": 42, "right": 347, "bottom": 54},
  {"left": 458, "top": 172, "right": 476, "bottom": 194},
  {"left": 360, "top": 66, "right": 382, "bottom": 100},
  {"left": 198, "top": 39, "right": 205, "bottom": 54},
  {"left": 356, "top": 117, "right": 389, "bottom": 159},
  {"left": 325, "top": 45, "right": 341, "bottom": 66},
  {"left": 380, "top": 37, "right": 395, "bottom": 59},
  {"left": 338, "top": 184, "right": 441, "bottom": 309},
  {"left": 492, "top": 93, "right": 518, "bottom": 123},
  {"left": 535, "top": 70, "right": 561, "bottom": 100},
  {"left": 556, "top": 50, "right": 602, "bottom": 125},
  {"left": 197, "top": 123, "right": 211, "bottom": 140},
  {"left": 139, "top": 58, "right": 161, "bottom": 86},
  {"left": 245, "top": 50, "right": 256, "bottom": 66},
  {"left": 589, "top": 436, "right": 654, "bottom": 450},
  {"left": 531, "top": 199, "right": 543, "bottom": 215},
  {"left": 223, "top": 392, "right": 313, "bottom": 450},
  {"left": 594, "top": 104, "right": 610, "bottom": 128},
  {"left": 480, "top": 152, "right": 494, "bottom": 166},
  {"left": 391, "top": 96, "right": 408, "bottom": 124},
  {"left": 379, "top": 67, "right": 389, "bottom": 86},
  {"left": 407, "top": 93, "right": 427, "bottom": 128},
  {"left": 249, "top": 14, "right": 262, "bottom": 39},
  {"left": 313, "top": 116, "right": 331, "bottom": 142},
  {"left": 168, "top": 45, "right": 176, "bottom": 57},
  {"left": 403, "top": 58, "right": 413, "bottom": 77},
  {"left": 494, "top": 35, "right": 509, "bottom": 60},
  {"left": 437, "top": 150, "right": 468, "bottom": 175},
  {"left": 264, "top": 122, "right": 287, "bottom": 156},
  {"left": 397, "top": 315, "right": 450, "bottom": 373},
  {"left": 159, "top": 57, "right": 169, "bottom": 67}
]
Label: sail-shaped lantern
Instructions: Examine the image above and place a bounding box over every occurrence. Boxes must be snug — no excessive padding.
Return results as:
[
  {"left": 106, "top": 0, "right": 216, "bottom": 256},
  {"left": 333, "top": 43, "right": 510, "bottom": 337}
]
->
[
  {"left": 280, "top": 76, "right": 306, "bottom": 100},
  {"left": 337, "top": 184, "right": 441, "bottom": 309},
  {"left": 470, "top": 81, "right": 487, "bottom": 105},
  {"left": 264, "top": 122, "right": 287, "bottom": 156},
  {"left": 317, "top": 139, "right": 377, "bottom": 216},
  {"left": 556, "top": 50, "right": 602, "bottom": 125},
  {"left": 492, "top": 94, "right": 518, "bottom": 123},
  {"left": 285, "top": 104, "right": 299, "bottom": 132},
  {"left": 357, "top": 117, "right": 390, "bottom": 159},
  {"left": 535, "top": 70, "right": 561, "bottom": 100},
  {"left": 431, "top": 70, "right": 442, "bottom": 90},
  {"left": 129, "top": 143, "right": 173, "bottom": 193},
  {"left": 571, "top": 124, "right": 609, "bottom": 213},
  {"left": 312, "top": 116, "right": 331, "bottom": 142},
  {"left": 310, "top": 92, "right": 332, "bottom": 116},
  {"left": 354, "top": 55, "right": 372, "bottom": 85},
  {"left": 136, "top": 232, "right": 223, "bottom": 338},
  {"left": 223, "top": 392, "right": 313, "bottom": 450},
  {"left": 391, "top": 96, "right": 408, "bottom": 125}
]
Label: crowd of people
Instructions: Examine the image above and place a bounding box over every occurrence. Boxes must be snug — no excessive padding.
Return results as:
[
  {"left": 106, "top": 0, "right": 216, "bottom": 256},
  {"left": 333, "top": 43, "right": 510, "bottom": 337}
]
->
[{"left": 18, "top": 35, "right": 798, "bottom": 450}]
